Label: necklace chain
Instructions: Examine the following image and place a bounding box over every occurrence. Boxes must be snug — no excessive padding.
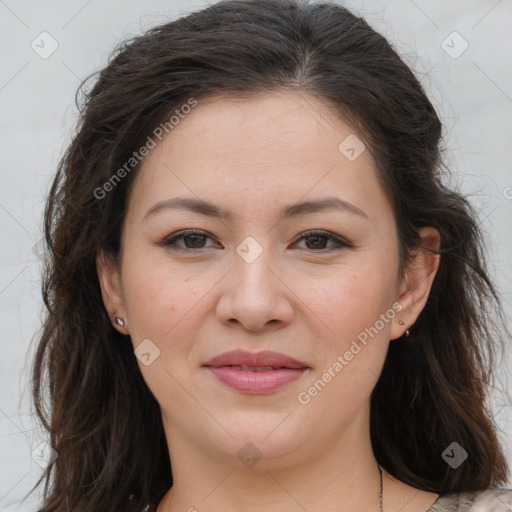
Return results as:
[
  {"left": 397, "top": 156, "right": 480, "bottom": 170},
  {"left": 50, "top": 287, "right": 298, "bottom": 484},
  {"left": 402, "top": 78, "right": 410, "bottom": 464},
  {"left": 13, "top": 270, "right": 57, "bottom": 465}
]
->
[{"left": 378, "top": 464, "right": 384, "bottom": 512}]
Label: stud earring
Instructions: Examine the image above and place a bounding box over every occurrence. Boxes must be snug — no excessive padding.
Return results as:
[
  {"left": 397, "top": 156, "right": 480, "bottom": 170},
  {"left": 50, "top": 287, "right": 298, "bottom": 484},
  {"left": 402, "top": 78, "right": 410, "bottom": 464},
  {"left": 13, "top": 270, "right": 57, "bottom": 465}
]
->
[
  {"left": 114, "top": 315, "right": 125, "bottom": 327},
  {"left": 398, "top": 320, "right": 410, "bottom": 338}
]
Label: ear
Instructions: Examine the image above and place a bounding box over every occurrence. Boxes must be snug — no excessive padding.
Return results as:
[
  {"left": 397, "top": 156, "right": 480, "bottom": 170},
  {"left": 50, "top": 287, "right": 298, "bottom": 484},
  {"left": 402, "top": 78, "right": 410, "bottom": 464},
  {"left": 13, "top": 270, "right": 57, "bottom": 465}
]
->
[
  {"left": 96, "top": 249, "right": 129, "bottom": 334},
  {"left": 390, "top": 227, "right": 441, "bottom": 340}
]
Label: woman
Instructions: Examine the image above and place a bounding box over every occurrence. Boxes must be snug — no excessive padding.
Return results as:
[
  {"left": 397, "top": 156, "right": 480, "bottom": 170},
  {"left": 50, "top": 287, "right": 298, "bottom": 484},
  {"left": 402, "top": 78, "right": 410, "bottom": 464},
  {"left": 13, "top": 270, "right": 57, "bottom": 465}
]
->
[{"left": 30, "top": 0, "right": 512, "bottom": 511}]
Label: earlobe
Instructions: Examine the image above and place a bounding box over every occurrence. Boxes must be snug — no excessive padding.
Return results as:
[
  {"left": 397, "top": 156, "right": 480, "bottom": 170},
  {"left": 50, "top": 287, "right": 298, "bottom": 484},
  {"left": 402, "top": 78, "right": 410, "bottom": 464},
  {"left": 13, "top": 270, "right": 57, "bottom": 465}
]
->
[
  {"left": 390, "top": 227, "right": 441, "bottom": 340},
  {"left": 96, "top": 250, "right": 128, "bottom": 333}
]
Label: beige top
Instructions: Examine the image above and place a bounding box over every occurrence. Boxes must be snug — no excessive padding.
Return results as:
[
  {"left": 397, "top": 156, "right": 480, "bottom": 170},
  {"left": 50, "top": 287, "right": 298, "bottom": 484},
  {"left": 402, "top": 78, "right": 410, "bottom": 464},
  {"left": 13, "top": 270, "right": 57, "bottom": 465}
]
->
[{"left": 427, "top": 489, "right": 512, "bottom": 511}]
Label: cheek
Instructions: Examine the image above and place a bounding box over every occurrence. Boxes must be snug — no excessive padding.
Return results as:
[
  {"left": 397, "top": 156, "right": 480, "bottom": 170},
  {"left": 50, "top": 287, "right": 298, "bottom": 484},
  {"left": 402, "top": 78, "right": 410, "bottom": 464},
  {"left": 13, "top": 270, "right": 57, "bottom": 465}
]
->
[
  {"left": 297, "top": 269, "right": 393, "bottom": 426},
  {"left": 302, "top": 253, "right": 399, "bottom": 406},
  {"left": 120, "top": 255, "right": 209, "bottom": 398},
  {"left": 120, "top": 253, "right": 201, "bottom": 345},
  {"left": 301, "top": 259, "right": 398, "bottom": 344}
]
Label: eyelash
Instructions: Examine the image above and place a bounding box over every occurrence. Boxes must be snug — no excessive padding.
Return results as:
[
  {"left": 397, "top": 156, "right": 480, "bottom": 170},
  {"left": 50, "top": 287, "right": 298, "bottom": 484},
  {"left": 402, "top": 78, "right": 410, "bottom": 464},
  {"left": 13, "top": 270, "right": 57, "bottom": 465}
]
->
[{"left": 160, "top": 229, "right": 352, "bottom": 252}]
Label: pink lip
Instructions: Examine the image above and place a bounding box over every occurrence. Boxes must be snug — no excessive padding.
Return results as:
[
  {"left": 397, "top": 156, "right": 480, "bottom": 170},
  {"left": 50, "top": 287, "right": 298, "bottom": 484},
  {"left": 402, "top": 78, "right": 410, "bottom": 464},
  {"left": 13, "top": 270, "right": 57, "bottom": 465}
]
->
[{"left": 203, "top": 350, "right": 309, "bottom": 394}]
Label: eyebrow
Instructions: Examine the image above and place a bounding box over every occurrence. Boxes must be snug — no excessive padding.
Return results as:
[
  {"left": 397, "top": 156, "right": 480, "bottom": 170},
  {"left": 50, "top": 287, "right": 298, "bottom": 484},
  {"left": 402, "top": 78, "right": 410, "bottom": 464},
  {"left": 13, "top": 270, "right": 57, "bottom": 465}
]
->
[{"left": 143, "top": 195, "right": 370, "bottom": 221}]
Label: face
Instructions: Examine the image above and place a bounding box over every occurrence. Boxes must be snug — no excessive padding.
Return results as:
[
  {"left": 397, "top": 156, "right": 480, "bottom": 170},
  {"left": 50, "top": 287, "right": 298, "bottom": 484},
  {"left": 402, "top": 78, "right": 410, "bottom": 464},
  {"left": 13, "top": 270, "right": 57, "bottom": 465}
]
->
[{"left": 98, "top": 91, "right": 438, "bottom": 469}]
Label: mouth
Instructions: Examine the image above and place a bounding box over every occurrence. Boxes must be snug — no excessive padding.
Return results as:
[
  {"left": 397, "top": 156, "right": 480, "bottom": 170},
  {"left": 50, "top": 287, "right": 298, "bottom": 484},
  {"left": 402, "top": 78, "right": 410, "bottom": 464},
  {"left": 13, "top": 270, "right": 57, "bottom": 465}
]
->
[
  {"left": 203, "top": 350, "right": 309, "bottom": 393},
  {"left": 203, "top": 349, "right": 309, "bottom": 369}
]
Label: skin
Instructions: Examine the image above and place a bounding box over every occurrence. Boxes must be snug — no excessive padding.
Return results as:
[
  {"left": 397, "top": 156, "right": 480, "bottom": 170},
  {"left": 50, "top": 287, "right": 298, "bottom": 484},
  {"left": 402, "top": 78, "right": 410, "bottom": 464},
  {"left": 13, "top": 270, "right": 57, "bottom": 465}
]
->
[{"left": 97, "top": 91, "right": 441, "bottom": 512}]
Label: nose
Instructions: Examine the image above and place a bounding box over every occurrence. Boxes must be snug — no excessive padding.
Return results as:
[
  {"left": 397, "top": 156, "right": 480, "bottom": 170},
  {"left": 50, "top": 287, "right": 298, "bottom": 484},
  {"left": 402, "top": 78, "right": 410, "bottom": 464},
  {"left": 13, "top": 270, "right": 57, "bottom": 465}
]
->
[{"left": 215, "top": 244, "right": 295, "bottom": 332}]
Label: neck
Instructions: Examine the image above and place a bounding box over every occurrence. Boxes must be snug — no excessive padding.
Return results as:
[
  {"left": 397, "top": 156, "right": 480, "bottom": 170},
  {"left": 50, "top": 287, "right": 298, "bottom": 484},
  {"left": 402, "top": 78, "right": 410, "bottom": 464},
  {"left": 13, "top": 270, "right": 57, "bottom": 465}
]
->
[{"left": 158, "top": 409, "right": 384, "bottom": 512}]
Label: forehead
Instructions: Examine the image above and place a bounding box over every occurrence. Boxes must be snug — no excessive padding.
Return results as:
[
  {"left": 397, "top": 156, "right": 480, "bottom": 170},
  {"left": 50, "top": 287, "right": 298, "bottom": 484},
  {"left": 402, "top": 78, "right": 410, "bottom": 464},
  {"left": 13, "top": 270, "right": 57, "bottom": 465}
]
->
[
  {"left": 154, "top": 91, "right": 362, "bottom": 166},
  {"left": 125, "top": 91, "right": 390, "bottom": 224}
]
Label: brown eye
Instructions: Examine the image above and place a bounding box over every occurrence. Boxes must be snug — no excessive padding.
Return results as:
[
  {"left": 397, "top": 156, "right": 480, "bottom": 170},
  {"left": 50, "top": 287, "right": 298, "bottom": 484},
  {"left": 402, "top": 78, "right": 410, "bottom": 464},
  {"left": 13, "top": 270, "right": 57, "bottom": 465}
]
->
[
  {"left": 294, "top": 230, "right": 352, "bottom": 252},
  {"left": 303, "top": 234, "right": 329, "bottom": 250},
  {"left": 182, "top": 234, "right": 207, "bottom": 248},
  {"left": 161, "top": 229, "right": 217, "bottom": 250}
]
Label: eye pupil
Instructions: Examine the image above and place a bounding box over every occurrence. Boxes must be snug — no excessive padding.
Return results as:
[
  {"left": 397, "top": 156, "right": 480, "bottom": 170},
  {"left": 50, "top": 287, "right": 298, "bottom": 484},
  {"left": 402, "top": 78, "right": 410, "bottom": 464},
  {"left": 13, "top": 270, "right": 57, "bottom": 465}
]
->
[
  {"left": 184, "top": 234, "right": 206, "bottom": 248},
  {"left": 305, "top": 235, "right": 327, "bottom": 250}
]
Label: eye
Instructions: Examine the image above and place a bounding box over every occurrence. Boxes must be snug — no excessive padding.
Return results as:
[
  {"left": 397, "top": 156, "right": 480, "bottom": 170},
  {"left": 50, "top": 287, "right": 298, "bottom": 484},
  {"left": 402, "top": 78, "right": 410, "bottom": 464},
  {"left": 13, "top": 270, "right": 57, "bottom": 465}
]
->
[
  {"left": 293, "top": 230, "right": 352, "bottom": 252},
  {"left": 160, "top": 229, "right": 218, "bottom": 250},
  {"left": 160, "top": 229, "right": 351, "bottom": 252}
]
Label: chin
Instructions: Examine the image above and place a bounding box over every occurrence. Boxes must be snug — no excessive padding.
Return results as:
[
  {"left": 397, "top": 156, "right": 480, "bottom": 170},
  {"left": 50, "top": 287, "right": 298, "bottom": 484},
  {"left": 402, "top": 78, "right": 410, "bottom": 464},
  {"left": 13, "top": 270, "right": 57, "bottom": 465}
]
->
[{"left": 205, "top": 418, "right": 311, "bottom": 467}]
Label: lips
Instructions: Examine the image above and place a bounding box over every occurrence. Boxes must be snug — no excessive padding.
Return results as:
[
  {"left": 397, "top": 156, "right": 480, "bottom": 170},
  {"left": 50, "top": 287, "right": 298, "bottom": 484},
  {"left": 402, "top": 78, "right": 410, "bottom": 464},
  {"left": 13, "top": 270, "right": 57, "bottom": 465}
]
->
[
  {"left": 203, "top": 350, "right": 309, "bottom": 394},
  {"left": 203, "top": 350, "right": 309, "bottom": 370}
]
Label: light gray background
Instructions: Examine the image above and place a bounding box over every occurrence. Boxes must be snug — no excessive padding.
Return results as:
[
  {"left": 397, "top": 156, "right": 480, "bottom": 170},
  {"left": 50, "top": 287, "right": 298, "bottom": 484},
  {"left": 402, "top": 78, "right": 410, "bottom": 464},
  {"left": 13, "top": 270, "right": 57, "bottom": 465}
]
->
[{"left": 1, "top": 0, "right": 511, "bottom": 510}]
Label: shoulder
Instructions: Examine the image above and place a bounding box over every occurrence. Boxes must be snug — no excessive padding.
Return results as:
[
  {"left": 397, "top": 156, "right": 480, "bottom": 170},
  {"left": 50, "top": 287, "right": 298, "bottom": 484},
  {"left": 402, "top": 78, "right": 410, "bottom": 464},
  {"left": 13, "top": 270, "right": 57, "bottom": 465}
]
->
[{"left": 429, "top": 488, "right": 512, "bottom": 511}]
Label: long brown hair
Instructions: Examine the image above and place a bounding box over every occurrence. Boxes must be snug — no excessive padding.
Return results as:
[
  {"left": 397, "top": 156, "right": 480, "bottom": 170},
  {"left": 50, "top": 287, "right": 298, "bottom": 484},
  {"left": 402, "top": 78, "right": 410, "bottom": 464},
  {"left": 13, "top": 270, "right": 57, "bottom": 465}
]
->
[{"left": 30, "top": 0, "right": 510, "bottom": 510}]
